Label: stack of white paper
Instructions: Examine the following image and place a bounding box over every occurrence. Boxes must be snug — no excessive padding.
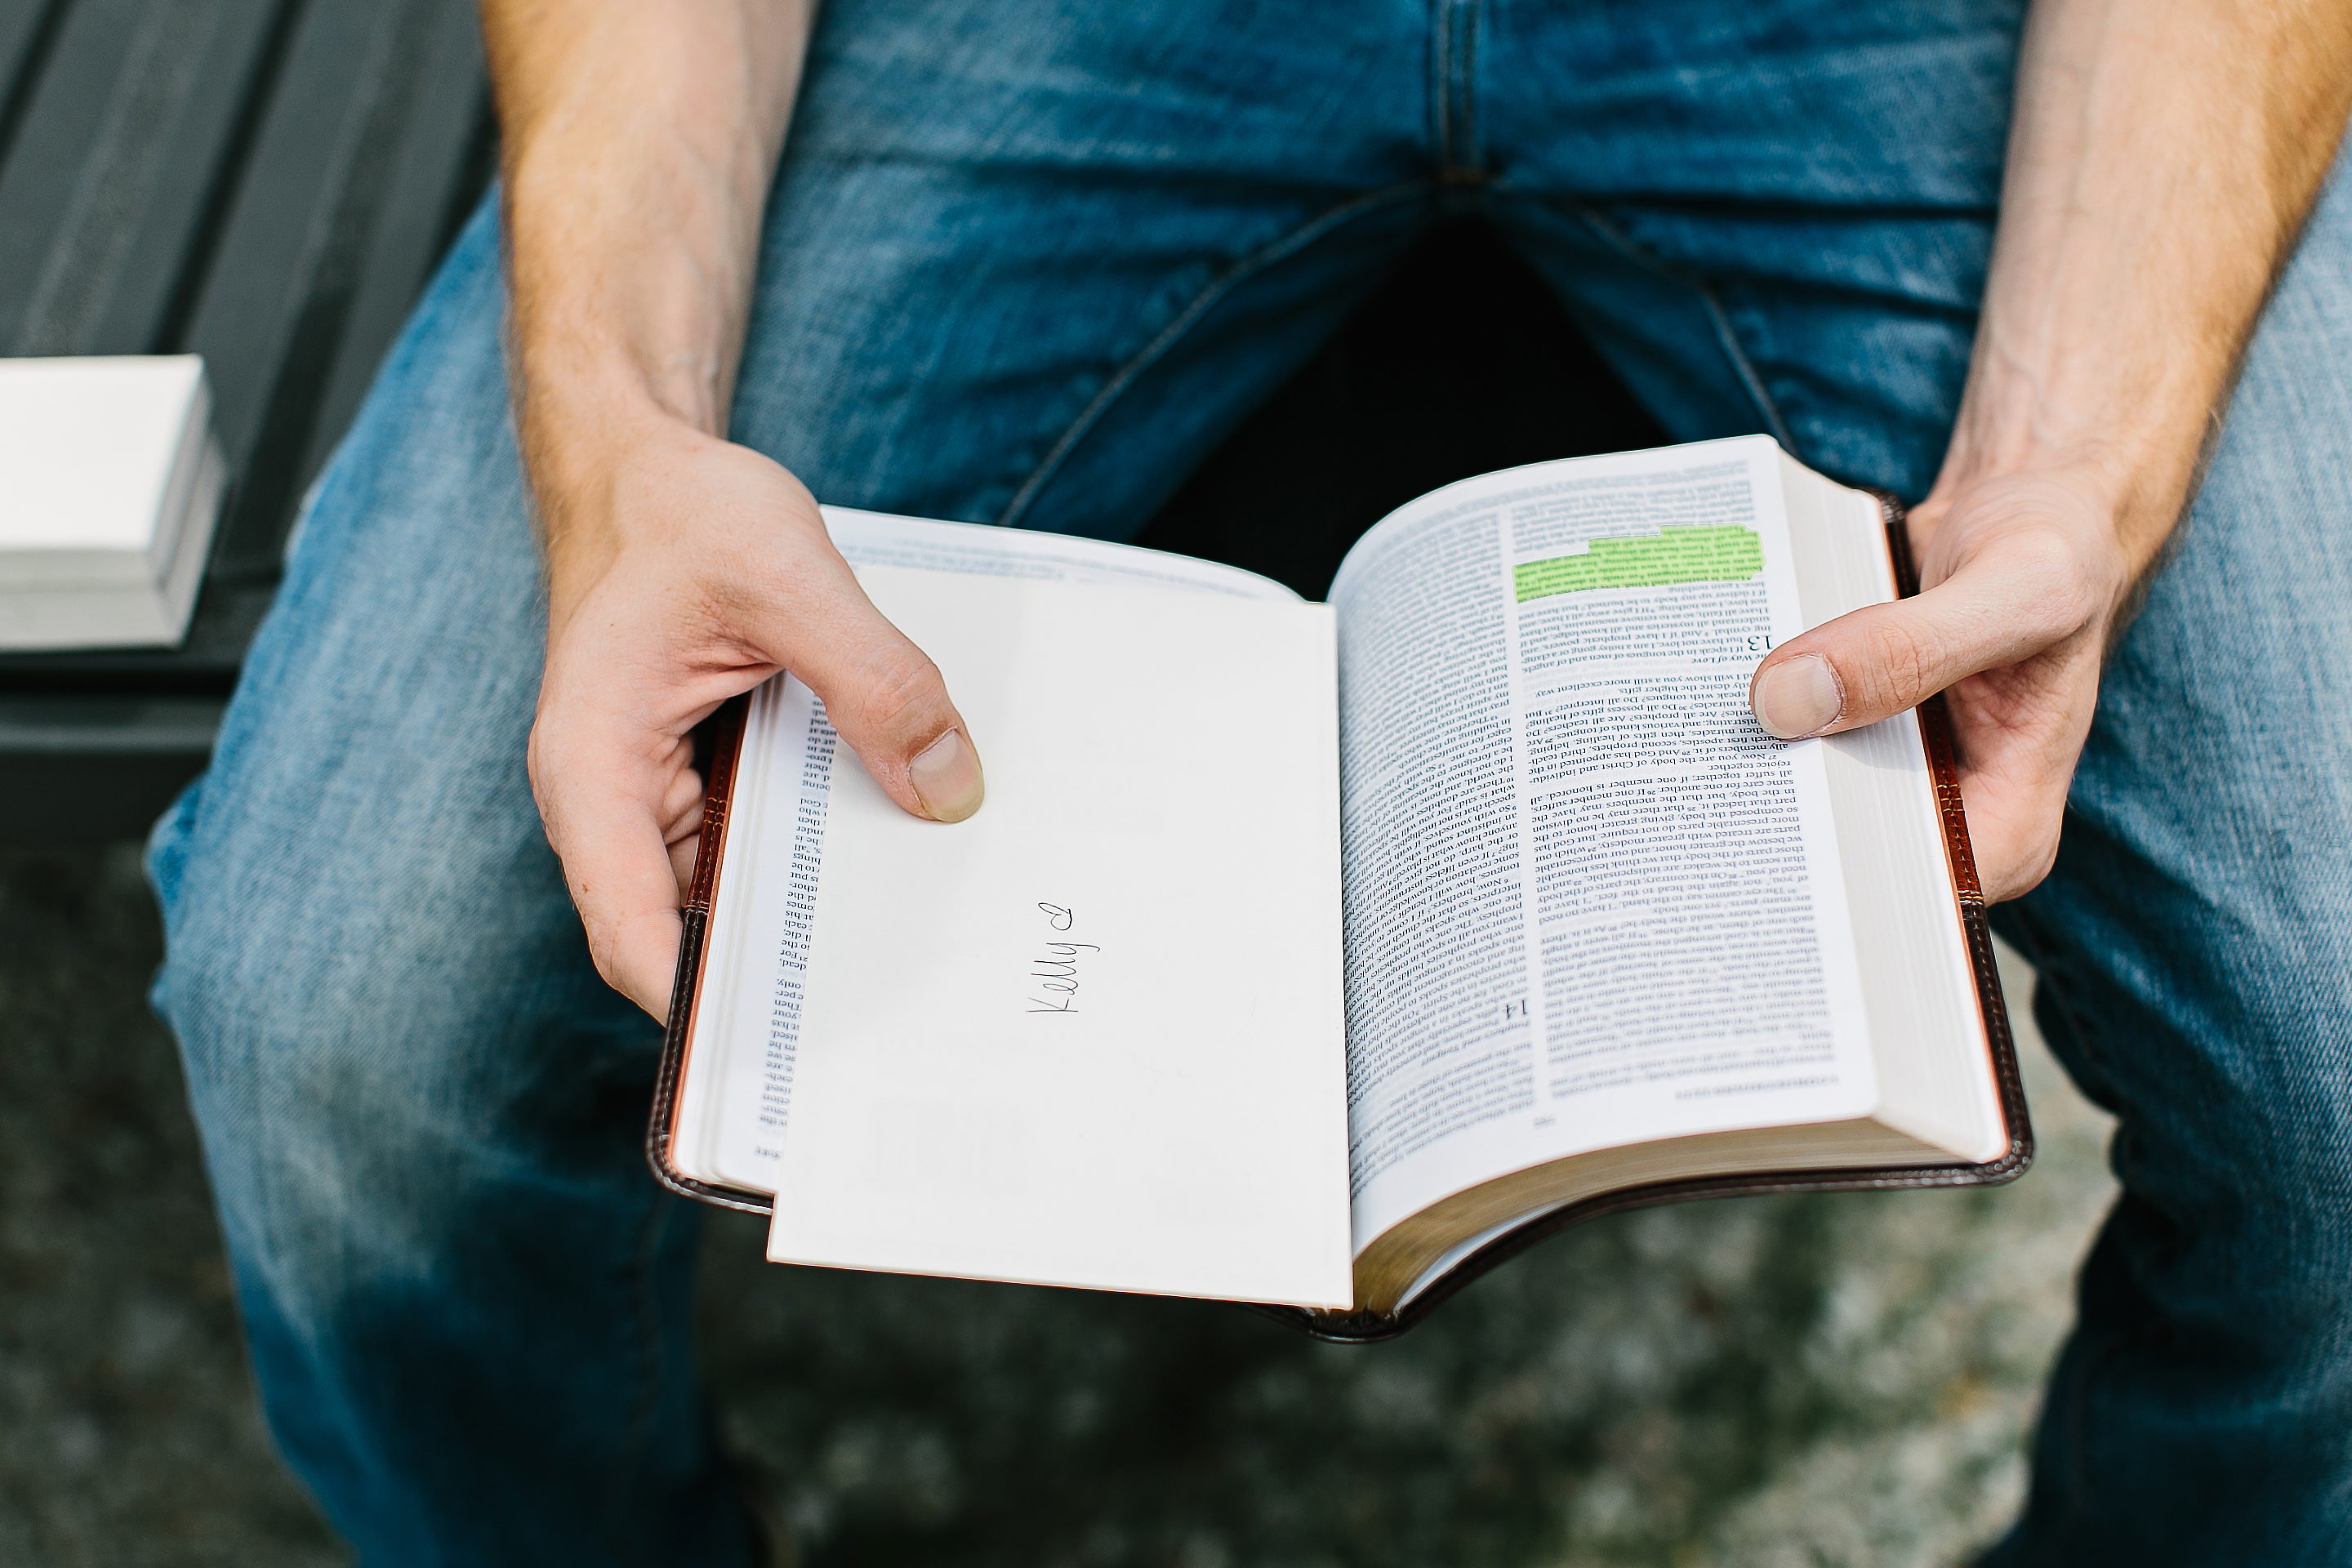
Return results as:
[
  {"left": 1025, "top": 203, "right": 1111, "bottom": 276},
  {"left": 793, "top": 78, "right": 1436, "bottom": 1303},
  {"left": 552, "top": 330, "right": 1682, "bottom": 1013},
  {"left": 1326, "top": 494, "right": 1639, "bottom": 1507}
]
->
[{"left": 0, "top": 356, "right": 226, "bottom": 650}]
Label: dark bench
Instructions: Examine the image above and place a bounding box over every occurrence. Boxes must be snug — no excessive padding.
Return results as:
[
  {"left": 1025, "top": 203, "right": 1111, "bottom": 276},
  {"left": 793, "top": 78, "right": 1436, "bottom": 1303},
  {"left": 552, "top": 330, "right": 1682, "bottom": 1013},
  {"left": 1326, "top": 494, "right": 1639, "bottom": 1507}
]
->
[
  {"left": 0, "top": 0, "right": 1662, "bottom": 845},
  {"left": 0, "top": 0, "right": 494, "bottom": 840}
]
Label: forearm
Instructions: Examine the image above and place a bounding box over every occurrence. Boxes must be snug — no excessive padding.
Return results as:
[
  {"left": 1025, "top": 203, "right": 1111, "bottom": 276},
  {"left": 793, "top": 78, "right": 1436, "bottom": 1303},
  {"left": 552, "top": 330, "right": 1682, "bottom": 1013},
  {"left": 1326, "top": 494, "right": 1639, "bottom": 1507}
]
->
[
  {"left": 487, "top": 0, "right": 978, "bottom": 1013},
  {"left": 1752, "top": 1, "right": 2352, "bottom": 898},
  {"left": 1927, "top": 0, "right": 2352, "bottom": 573},
  {"left": 483, "top": 0, "right": 817, "bottom": 592}
]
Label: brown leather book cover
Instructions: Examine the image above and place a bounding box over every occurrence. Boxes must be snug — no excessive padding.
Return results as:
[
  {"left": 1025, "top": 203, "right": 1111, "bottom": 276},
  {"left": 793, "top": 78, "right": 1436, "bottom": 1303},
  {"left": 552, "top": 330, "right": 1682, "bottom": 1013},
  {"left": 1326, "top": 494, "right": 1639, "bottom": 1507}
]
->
[
  {"left": 648, "top": 691, "right": 774, "bottom": 1219},
  {"left": 644, "top": 502, "right": 2034, "bottom": 1336}
]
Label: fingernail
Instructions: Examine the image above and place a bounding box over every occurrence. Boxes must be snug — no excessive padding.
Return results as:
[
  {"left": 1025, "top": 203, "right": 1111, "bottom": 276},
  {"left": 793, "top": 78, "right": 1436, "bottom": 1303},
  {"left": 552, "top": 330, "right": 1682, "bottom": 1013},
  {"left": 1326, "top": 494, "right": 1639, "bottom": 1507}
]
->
[
  {"left": 910, "top": 728, "right": 985, "bottom": 822},
  {"left": 1753, "top": 654, "right": 1843, "bottom": 739}
]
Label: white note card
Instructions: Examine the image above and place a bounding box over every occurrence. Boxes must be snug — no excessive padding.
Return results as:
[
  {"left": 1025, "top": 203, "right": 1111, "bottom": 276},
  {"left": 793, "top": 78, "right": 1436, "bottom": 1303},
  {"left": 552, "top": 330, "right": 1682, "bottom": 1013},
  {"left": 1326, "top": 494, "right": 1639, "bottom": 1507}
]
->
[{"left": 768, "top": 565, "right": 1353, "bottom": 1308}]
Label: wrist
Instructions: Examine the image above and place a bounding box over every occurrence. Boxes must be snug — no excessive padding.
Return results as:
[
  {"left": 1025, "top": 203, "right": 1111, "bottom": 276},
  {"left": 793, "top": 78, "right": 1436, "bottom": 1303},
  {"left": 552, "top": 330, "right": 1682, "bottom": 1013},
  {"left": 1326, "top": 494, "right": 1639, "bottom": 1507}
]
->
[
  {"left": 1922, "top": 376, "right": 2207, "bottom": 586},
  {"left": 499, "top": 158, "right": 756, "bottom": 472},
  {"left": 502, "top": 210, "right": 754, "bottom": 607},
  {"left": 519, "top": 381, "right": 715, "bottom": 605}
]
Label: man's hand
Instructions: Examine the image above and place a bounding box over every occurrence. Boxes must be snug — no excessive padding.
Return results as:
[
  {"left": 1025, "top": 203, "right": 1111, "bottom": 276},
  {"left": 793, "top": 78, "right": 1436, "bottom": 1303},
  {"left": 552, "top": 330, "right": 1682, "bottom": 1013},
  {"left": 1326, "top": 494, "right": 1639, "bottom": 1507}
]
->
[
  {"left": 528, "top": 421, "right": 983, "bottom": 1018},
  {"left": 1749, "top": 0, "right": 2352, "bottom": 901},
  {"left": 485, "top": 0, "right": 982, "bottom": 1018},
  {"left": 1749, "top": 470, "right": 2124, "bottom": 902}
]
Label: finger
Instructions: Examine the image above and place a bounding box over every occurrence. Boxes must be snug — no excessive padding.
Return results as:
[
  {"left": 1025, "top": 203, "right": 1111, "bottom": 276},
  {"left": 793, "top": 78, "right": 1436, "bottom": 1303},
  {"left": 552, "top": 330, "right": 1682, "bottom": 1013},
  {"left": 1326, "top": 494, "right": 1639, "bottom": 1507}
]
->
[
  {"left": 660, "top": 766, "right": 706, "bottom": 902},
  {"left": 1748, "top": 540, "right": 2095, "bottom": 739},
  {"left": 1940, "top": 638, "right": 2107, "bottom": 902},
  {"left": 1956, "top": 760, "right": 2071, "bottom": 902},
  {"left": 529, "top": 719, "right": 699, "bottom": 1019},
  {"left": 769, "top": 559, "right": 985, "bottom": 823}
]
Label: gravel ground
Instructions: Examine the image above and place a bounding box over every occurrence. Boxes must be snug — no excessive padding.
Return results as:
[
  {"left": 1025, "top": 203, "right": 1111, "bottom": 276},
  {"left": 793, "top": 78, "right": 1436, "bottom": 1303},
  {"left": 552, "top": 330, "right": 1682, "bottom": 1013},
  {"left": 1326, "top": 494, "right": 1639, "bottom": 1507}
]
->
[{"left": 0, "top": 841, "right": 2114, "bottom": 1566}]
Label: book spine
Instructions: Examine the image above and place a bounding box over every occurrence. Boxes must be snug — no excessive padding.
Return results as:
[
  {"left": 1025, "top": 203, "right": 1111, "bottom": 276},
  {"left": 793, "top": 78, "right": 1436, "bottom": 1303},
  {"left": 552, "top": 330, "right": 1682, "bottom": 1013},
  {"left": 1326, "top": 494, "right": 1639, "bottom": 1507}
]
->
[
  {"left": 645, "top": 694, "right": 775, "bottom": 1215},
  {"left": 686, "top": 697, "right": 746, "bottom": 916},
  {"left": 1875, "top": 493, "right": 2035, "bottom": 1199}
]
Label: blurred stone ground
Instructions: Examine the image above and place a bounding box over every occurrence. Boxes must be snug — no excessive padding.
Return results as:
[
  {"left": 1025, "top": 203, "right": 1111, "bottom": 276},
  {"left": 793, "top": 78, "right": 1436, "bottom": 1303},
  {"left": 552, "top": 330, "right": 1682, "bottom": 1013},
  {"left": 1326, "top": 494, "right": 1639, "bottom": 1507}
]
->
[{"left": 0, "top": 841, "right": 2114, "bottom": 1566}]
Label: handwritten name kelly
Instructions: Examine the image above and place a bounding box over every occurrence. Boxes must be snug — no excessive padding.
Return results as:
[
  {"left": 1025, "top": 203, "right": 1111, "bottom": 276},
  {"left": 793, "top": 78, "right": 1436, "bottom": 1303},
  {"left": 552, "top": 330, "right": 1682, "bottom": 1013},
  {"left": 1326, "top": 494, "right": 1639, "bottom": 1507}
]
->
[{"left": 1028, "top": 902, "right": 1097, "bottom": 1014}]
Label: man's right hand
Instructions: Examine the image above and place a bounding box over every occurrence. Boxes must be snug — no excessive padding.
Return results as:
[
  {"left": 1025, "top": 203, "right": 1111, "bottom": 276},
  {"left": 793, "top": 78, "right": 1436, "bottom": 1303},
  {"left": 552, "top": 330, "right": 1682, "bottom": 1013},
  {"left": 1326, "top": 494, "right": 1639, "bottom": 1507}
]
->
[
  {"left": 483, "top": 0, "right": 981, "bottom": 1018},
  {"left": 528, "top": 416, "right": 985, "bottom": 1020}
]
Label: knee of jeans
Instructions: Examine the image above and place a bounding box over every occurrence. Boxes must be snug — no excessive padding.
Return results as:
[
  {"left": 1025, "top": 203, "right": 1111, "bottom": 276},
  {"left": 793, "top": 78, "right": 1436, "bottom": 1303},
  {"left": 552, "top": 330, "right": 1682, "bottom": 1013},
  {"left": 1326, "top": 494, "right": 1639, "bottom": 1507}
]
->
[
  {"left": 171, "top": 998, "right": 464, "bottom": 1312},
  {"left": 2020, "top": 804, "right": 2352, "bottom": 1316},
  {"left": 142, "top": 773, "right": 203, "bottom": 929},
  {"left": 2107, "top": 1032, "right": 2352, "bottom": 1368},
  {"left": 152, "top": 852, "right": 512, "bottom": 1324}
]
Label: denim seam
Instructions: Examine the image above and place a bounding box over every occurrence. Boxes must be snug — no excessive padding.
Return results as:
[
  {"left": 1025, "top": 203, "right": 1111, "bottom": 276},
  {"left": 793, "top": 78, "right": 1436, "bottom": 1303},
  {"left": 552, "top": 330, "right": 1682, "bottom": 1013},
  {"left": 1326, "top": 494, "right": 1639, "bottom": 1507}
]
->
[
  {"left": 993, "top": 181, "right": 1431, "bottom": 530},
  {"left": 1432, "top": 0, "right": 1482, "bottom": 176},
  {"left": 1547, "top": 197, "right": 1802, "bottom": 455}
]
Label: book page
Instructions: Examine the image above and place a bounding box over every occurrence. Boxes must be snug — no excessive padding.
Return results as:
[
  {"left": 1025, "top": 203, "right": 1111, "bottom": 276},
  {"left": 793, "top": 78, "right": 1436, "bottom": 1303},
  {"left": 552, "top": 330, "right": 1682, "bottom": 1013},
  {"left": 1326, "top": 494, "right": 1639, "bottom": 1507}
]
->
[
  {"left": 675, "top": 511, "right": 1303, "bottom": 1196},
  {"left": 1780, "top": 461, "right": 2005, "bottom": 1165},
  {"left": 764, "top": 566, "right": 1352, "bottom": 1307},
  {"left": 1330, "top": 437, "right": 1877, "bottom": 1256}
]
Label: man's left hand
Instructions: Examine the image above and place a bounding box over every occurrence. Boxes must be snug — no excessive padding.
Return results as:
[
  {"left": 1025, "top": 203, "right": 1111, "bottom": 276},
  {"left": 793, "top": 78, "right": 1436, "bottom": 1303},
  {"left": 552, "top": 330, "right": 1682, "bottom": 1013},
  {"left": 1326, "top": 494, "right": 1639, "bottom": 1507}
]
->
[{"left": 1747, "top": 467, "right": 2136, "bottom": 902}]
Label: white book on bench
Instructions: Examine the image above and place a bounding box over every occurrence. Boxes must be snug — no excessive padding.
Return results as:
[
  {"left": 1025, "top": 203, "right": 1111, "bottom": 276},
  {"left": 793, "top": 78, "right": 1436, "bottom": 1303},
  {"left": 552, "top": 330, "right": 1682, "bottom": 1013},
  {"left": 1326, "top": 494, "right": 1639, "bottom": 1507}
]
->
[{"left": 0, "top": 355, "right": 226, "bottom": 651}]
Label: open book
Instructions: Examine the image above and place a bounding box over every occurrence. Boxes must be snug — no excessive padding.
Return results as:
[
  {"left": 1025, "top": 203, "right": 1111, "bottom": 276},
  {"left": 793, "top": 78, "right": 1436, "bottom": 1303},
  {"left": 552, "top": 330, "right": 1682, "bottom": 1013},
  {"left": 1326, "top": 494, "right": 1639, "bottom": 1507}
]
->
[{"left": 651, "top": 436, "right": 2029, "bottom": 1340}]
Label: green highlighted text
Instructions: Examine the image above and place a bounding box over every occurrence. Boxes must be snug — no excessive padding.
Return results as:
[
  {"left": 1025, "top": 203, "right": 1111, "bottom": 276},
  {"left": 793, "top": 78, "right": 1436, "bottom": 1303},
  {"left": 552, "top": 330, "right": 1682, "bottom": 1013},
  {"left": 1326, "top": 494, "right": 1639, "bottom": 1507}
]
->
[{"left": 1514, "top": 524, "right": 1763, "bottom": 603}]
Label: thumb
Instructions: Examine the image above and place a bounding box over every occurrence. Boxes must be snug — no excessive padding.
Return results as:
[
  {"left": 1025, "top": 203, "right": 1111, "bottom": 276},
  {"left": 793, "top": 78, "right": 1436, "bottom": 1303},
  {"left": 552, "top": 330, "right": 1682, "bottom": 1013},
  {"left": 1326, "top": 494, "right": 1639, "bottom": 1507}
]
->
[
  {"left": 780, "top": 563, "right": 986, "bottom": 823},
  {"left": 1747, "top": 550, "right": 2086, "bottom": 739}
]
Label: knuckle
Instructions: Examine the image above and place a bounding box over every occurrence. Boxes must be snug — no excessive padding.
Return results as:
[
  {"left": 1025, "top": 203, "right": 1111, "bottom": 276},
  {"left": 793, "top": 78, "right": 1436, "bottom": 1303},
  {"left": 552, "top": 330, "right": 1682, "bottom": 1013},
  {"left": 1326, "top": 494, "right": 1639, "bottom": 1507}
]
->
[
  {"left": 1992, "top": 835, "right": 2062, "bottom": 904},
  {"left": 1851, "top": 617, "right": 1939, "bottom": 707},
  {"left": 585, "top": 926, "right": 623, "bottom": 985},
  {"left": 857, "top": 647, "right": 951, "bottom": 737},
  {"left": 1991, "top": 528, "right": 2105, "bottom": 639},
  {"left": 2038, "top": 572, "right": 2102, "bottom": 639}
]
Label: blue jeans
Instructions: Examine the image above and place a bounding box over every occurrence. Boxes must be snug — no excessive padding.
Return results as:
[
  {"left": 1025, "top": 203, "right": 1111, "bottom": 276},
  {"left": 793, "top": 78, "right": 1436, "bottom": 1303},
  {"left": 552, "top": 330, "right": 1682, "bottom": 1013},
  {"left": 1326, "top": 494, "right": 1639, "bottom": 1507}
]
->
[{"left": 146, "top": 1, "right": 2352, "bottom": 1561}]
